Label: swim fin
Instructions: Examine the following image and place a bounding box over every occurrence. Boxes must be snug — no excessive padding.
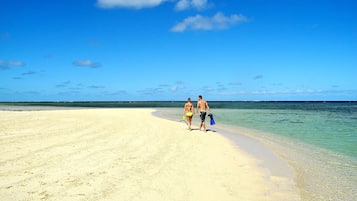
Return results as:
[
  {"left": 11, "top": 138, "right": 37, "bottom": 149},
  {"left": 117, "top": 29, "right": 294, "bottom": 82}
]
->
[{"left": 208, "top": 113, "right": 215, "bottom": 125}]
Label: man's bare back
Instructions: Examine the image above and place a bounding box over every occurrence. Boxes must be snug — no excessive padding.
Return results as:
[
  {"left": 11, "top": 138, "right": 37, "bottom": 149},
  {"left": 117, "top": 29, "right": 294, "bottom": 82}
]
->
[{"left": 197, "top": 99, "right": 208, "bottom": 112}]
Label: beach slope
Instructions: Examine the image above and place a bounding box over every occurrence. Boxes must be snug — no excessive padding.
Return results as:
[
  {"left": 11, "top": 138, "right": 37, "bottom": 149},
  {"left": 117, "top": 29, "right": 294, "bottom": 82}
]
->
[{"left": 0, "top": 109, "right": 299, "bottom": 201}]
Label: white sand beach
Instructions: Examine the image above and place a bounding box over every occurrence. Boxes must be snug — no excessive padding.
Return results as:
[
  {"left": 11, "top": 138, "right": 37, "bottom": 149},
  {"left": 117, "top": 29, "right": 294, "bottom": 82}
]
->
[{"left": 0, "top": 108, "right": 300, "bottom": 201}]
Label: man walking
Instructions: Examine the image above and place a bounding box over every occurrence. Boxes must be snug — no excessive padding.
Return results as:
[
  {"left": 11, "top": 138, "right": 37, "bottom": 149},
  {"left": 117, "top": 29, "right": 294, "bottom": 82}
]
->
[{"left": 196, "top": 95, "right": 211, "bottom": 132}]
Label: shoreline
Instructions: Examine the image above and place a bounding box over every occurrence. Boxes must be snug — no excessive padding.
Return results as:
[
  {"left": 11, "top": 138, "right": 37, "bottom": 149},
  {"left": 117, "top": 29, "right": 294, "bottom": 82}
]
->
[
  {"left": 153, "top": 109, "right": 299, "bottom": 192},
  {"left": 212, "top": 126, "right": 295, "bottom": 178},
  {"left": 153, "top": 109, "right": 295, "bottom": 178},
  {"left": 0, "top": 105, "right": 87, "bottom": 111},
  {"left": 0, "top": 108, "right": 300, "bottom": 200},
  {"left": 154, "top": 108, "right": 357, "bottom": 201}
]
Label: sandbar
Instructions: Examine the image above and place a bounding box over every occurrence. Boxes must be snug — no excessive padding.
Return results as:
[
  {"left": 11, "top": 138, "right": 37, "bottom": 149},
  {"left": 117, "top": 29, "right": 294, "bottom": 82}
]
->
[{"left": 0, "top": 108, "right": 300, "bottom": 200}]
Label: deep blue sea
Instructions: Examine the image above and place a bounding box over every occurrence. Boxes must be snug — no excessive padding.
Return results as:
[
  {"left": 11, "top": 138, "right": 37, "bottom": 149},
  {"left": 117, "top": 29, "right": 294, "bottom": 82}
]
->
[{"left": 1, "top": 101, "right": 356, "bottom": 200}]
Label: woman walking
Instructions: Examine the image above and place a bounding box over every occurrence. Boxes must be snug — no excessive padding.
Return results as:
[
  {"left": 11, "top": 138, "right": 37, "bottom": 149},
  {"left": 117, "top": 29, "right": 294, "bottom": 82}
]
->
[{"left": 183, "top": 98, "right": 194, "bottom": 131}]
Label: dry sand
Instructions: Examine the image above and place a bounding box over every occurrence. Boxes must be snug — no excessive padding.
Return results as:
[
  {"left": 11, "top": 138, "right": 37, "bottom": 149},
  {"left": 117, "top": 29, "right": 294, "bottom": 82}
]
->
[{"left": 0, "top": 108, "right": 300, "bottom": 201}]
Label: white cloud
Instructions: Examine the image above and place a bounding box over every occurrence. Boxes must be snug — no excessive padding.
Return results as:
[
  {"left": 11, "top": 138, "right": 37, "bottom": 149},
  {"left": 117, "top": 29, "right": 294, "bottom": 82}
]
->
[
  {"left": 170, "top": 86, "right": 179, "bottom": 92},
  {"left": 138, "top": 87, "right": 165, "bottom": 95},
  {"left": 0, "top": 60, "right": 26, "bottom": 70},
  {"left": 171, "top": 12, "right": 248, "bottom": 32},
  {"left": 88, "top": 85, "right": 106, "bottom": 89},
  {"left": 22, "top": 71, "right": 37, "bottom": 76},
  {"left": 253, "top": 75, "right": 263, "bottom": 80},
  {"left": 72, "top": 60, "right": 101, "bottom": 68},
  {"left": 219, "top": 89, "right": 328, "bottom": 96},
  {"left": 97, "top": 0, "right": 167, "bottom": 9},
  {"left": 170, "top": 84, "right": 185, "bottom": 92},
  {"left": 56, "top": 81, "right": 71, "bottom": 88},
  {"left": 96, "top": 0, "right": 208, "bottom": 10},
  {"left": 110, "top": 90, "right": 128, "bottom": 95},
  {"left": 175, "top": 0, "right": 208, "bottom": 11},
  {"left": 229, "top": 82, "right": 242, "bottom": 86},
  {"left": 8, "top": 61, "right": 26, "bottom": 66}
]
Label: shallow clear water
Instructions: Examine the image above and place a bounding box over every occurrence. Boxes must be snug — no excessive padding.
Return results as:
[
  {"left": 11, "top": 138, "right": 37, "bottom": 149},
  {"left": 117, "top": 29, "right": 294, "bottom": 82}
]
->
[
  {"left": 213, "top": 109, "right": 357, "bottom": 159},
  {"left": 211, "top": 108, "right": 357, "bottom": 201}
]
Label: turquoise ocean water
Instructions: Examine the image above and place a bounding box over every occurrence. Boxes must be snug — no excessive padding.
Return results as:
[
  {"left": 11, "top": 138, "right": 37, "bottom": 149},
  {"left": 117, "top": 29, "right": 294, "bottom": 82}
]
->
[
  {"left": 211, "top": 107, "right": 357, "bottom": 201},
  {"left": 1, "top": 101, "right": 356, "bottom": 200}
]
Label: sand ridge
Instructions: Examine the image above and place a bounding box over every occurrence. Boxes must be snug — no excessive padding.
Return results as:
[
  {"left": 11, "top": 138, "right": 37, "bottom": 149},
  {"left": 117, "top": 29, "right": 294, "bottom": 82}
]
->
[{"left": 0, "top": 109, "right": 299, "bottom": 201}]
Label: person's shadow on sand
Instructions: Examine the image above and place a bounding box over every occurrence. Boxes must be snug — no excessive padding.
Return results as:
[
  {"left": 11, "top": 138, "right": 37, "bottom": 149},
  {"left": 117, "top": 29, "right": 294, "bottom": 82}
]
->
[
  {"left": 187, "top": 128, "right": 217, "bottom": 133},
  {"left": 180, "top": 120, "right": 216, "bottom": 133}
]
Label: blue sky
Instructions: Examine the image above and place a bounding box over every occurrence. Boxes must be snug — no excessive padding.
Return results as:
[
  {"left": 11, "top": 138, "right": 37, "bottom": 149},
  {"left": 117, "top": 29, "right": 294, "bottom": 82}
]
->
[{"left": 1, "top": 0, "right": 356, "bottom": 101}]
